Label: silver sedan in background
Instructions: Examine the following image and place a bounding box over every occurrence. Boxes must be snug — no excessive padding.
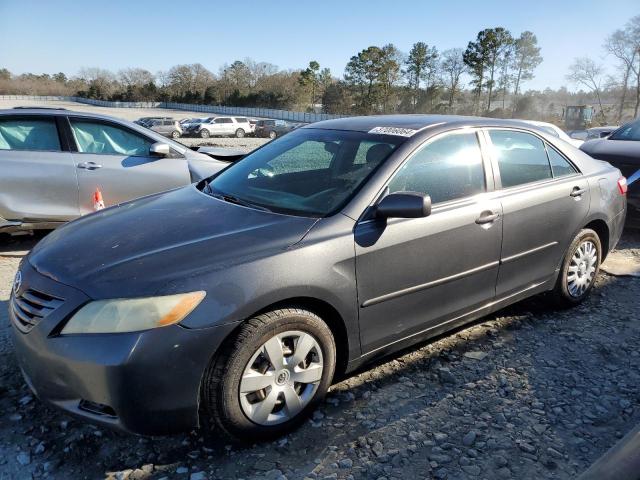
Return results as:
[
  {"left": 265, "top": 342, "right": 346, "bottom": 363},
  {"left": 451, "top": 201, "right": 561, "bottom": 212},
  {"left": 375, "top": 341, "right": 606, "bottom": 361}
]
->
[{"left": 0, "top": 108, "right": 229, "bottom": 233}]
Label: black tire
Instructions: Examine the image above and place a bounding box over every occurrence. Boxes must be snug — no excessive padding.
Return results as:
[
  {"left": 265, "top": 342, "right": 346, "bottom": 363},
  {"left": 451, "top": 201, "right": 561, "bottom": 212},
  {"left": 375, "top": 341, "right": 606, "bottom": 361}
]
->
[
  {"left": 202, "top": 308, "right": 336, "bottom": 443},
  {"left": 171, "top": 130, "right": 181, "bottom": 139},
  {"left": 235, "top": 128, "right": 245, "bottom": 138},
  {"left": 550, "top": 228, "right": 601, "bottom": 308},
  {"left": 199, "top": 129, "right": 210, "bottom": 139},
  {"left": 269, "top": 130, "right": 277, "bottom": 139}
]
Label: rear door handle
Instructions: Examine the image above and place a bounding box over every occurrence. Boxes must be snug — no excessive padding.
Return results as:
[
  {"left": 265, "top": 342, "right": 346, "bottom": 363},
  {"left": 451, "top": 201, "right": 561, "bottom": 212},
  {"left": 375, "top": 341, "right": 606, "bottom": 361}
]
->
[
  {"left": 476, "top": 211, "right": 500, "bottom": 224},
  {"left": 570, "top": 187, "right": 586, "bottom": 197},
  {"left": 77, "top": 161, "right": 103, "bottom": 170}
]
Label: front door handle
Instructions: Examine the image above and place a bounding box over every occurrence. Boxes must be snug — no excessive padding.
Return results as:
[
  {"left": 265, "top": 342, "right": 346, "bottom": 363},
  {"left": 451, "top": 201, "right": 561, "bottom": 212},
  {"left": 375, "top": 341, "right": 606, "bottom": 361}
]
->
[
  {"left": 77, "top": 161, "right": 103, "bottom": 170},
  {"left": 476, "top": 211, "right": 500, "bottom": 224},
  {"left": 570, "top": 186, "right": 586, "bottom": 197}
]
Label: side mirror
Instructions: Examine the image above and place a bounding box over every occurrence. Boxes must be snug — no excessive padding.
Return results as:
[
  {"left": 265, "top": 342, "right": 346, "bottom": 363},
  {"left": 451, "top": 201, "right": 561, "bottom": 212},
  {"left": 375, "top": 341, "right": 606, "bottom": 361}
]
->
[
  {"left": 599, "top": 131, "right": 611, "bottom": 138},
  {"left": 376, "top": 192, "right": 431, "bottom": 219},
  {"left": 150, "top": 142, "right": 170, "bottom": 157}
]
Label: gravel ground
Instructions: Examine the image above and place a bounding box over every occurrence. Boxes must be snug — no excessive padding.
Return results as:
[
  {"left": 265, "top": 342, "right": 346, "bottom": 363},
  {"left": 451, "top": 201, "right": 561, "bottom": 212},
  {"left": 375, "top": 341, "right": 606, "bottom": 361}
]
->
[{"left": 1, "top": 231, "right": 639, "bottom": 480}]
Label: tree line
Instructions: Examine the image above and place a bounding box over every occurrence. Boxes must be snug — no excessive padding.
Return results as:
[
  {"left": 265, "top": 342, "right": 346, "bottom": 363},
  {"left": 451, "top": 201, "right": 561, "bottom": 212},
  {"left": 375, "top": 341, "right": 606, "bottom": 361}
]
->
[{"left": 1, "top": 16, "right": 639, "bottom": 125}]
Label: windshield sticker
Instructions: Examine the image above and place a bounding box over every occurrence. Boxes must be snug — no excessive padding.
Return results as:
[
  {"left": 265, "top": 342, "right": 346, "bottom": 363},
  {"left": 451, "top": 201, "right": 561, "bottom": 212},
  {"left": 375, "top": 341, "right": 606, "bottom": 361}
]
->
[{"left": 368, "top": 126, "right": 417, "bottom": 137}]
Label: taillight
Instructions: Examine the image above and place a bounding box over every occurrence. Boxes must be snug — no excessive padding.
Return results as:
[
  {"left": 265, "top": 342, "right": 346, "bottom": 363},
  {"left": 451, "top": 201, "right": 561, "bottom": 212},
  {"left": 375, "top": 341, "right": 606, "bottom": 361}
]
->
[{"left": 618, "top": 177, "right": 628, "bottom": 195}]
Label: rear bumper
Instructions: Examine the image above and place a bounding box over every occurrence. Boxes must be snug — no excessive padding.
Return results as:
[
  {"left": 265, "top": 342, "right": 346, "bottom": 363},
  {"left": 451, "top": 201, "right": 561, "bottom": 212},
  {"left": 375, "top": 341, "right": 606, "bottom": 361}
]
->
[{"left": 10, "top": 263, "right": 238, "bottom": 435}]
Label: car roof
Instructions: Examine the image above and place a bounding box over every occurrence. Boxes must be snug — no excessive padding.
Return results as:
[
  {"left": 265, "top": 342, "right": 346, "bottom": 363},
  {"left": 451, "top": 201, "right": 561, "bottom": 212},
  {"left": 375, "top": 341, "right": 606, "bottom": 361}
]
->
[
  {"left": 0, "top": 107, "right": 135, "bottom": 122},
  {"left": 304, "top": 114, "right": 565, "bottom": 133}
]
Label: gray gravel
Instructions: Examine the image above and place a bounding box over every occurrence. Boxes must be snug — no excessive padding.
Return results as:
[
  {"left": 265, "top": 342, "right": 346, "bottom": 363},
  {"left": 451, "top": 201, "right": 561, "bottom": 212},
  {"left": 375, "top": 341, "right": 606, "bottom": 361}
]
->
[
  {"left": 1, "top": 231, "right": 639, "bottom": 480},
  {"left": 177, "top": 136, "right": 269, "bottom": 152}
]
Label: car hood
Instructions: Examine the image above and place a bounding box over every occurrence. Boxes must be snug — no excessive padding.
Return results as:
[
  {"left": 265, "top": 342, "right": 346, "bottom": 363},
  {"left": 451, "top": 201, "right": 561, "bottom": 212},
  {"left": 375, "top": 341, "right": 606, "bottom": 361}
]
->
[{"left": 28, "top": 185, "right": 318, "bottom": 298}]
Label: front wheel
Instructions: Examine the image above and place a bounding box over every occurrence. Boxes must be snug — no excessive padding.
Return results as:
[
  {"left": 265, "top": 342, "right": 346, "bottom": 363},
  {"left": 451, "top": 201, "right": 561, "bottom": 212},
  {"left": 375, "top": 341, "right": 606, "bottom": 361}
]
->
[
  {"left": 202, "top": 308, "right": 336, "bottom": 442},
  {"left": 269, "top": 130, "right": 277, "bottom": 139},
  {"left": 551, "top": 228, "right": 601, "bottom": 307},
  {"left": 199, "top": 129, "right": 210, "bottom": 138},
  {"left": 171, "top": 130, "right": 181, "bottom": 138}
]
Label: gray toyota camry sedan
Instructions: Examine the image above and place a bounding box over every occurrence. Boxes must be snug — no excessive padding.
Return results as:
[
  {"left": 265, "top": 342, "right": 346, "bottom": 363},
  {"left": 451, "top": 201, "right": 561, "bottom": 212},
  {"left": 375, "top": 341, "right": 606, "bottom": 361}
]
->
[{"left": 10, "top": 115, "right": 626, "bottom": 441}]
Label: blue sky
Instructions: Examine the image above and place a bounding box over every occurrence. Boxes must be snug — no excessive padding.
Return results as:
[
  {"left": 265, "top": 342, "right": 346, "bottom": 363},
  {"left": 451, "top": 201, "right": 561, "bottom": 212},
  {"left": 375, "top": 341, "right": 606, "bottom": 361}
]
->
[{"left": 0, "top": 0, "right": 637, "bottom": 91}]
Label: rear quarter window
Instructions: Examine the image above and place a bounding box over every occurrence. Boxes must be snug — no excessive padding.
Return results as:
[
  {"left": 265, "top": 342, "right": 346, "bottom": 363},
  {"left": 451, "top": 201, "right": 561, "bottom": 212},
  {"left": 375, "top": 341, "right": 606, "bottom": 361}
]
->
[{"left": 547, "top": 144, "right": 577, "bottom": 177}]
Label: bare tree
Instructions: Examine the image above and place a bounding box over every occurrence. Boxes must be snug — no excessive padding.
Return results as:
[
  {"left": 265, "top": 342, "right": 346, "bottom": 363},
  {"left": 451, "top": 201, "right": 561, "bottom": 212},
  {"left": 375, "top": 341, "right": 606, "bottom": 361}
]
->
[
  {"left": 440, "top": 49, "right": 466, "bottom": 111},
  {"left": 77, "top": 67, "right": 116, "bottom": 98},
  {"left": 566, "top": 57, "right": 608, "bottom": 123}
]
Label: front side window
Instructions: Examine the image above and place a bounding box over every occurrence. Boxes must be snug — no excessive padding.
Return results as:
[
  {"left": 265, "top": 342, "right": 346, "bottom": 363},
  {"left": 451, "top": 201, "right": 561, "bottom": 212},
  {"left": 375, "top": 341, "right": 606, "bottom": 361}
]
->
[
  {"left": 0, "top": 117, "right": 61, "bottom": 151},
  {"left": 70, "top": 119, "right": 153, "bottom": 156},
  {"left": 489, "top": 130, "right": 552, "bottom": 188},
  {"left": 206, "top": 128, "right": 404, "bottom": 216},
  {"left": 609, "top": 120, "right": 640, "bottom": 141},
  {"left": 388, "top": 132, "right": 485, "bottom": 204}
]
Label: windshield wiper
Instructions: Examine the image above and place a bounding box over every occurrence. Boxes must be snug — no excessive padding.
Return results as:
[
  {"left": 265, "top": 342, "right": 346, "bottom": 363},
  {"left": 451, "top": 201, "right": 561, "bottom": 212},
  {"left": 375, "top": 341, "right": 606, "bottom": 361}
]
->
[{"left": 208, "top": 190, "right": 272, "bottom": 213}]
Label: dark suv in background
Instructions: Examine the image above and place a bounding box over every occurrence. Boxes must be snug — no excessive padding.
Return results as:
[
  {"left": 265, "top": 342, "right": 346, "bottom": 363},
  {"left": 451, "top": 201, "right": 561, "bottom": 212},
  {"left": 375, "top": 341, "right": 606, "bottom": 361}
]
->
[{"left": 254, "top": 119, "right": 297, "bottom": 139}]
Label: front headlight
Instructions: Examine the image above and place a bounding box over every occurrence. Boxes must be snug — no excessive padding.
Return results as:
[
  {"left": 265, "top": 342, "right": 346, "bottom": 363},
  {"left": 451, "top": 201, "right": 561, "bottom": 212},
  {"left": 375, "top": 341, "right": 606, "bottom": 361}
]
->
[{"left": 61, "top": 291, "right": 206, "bottom": 334}]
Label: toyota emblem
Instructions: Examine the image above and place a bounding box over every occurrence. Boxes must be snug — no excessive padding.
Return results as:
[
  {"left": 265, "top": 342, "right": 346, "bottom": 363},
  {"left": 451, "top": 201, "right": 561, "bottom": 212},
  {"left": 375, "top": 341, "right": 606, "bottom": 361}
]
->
[{"left": 13, "top": 270, "right": 22, "bottom": 294}]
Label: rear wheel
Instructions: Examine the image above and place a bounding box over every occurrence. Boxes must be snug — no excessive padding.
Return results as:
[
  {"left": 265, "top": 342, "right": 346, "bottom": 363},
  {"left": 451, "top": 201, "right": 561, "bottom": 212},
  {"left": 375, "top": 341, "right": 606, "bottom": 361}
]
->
[
  {"left": 171, "top": 130, "right": 181, "bottom": 138},
  {"left": 269, "top": 130, "right": 277, "bottom": 139},
  {"left": 551, "top": 228, "right": 601, "bottom": 307},
  {"left": 235, "top": 128, "right": 245, "bottom": 138},
  {"left": 199, "top": 129, "right": 210, "bottom": 139},
  {"left": 202, "top": 308, "right": 336, "bottom": 442}
]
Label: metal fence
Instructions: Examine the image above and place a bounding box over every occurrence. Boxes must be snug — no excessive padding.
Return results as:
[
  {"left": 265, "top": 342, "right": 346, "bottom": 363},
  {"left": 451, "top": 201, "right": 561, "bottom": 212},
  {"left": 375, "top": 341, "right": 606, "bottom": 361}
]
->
[{"left": 0, "top": 95, "right": 346, "bottom": 123}]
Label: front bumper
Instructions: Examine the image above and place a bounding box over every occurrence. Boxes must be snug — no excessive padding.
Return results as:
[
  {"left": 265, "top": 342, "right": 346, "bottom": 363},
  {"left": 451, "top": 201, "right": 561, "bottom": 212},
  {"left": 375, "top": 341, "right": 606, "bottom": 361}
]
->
[{"left": 10, "top": 263, "right": 238, "bottom": 435}]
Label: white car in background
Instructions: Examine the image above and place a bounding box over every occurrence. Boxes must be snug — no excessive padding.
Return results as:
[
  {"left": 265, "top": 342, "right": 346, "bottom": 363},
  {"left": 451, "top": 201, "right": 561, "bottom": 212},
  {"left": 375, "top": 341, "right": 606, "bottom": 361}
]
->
[
  {"left": 192, "top": 116, "right": 252, "bottom": 138},
  {"left": 521, "top": 120, "right": 584, "bottom": 147}
]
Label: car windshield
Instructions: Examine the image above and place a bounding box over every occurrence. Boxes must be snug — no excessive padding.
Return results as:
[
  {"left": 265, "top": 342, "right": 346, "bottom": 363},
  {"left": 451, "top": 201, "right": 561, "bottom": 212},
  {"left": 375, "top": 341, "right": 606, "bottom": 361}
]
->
[
  {"left": 204, "top": 128, "right": 405, "bottom": 217},
  {"left": 609, "top": 120, "right": 640, "bottom": 141}
]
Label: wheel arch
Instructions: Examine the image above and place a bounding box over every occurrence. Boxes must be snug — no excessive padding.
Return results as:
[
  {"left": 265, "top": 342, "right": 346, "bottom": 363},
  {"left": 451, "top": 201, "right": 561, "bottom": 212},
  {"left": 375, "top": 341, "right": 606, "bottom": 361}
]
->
[
  {"left": 251, "top": 297, "right": 350, "bottom": 379},
  {"left": 583, "top": 218, "right": 610, "bottom": 260},
  {"left": 214, "top": 296, "right": 351, "bottom": 380}
]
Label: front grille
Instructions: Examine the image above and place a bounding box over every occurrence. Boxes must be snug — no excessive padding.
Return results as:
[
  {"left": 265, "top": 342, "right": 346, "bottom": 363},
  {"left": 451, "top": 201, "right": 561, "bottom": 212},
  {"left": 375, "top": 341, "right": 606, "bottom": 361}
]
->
[{"left": 11, "top": 289, "right": 64, "bottom": 333}]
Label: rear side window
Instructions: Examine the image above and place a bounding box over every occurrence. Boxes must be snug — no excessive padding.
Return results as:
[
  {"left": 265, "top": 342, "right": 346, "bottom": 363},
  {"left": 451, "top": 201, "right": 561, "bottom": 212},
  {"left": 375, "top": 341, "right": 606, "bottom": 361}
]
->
[
  {"left": 547, "top": 145, "right": 577, "bottom": 177},
  {"left": 489, "top": 130, "right": 552, "bottom": 188},
  {"left": 235, "top": 118, "right": 248, "bottom": 123},
  {"left": 70, "top": 119, "right": 152, "bottom": 156},
  {"left": 0, "top": 117, "right": 61, "bottom": 151},
  {"left": 354, "top": 140, "right": 396, "bottom": 165},
  {"left": 388, "top": 132, "right": 485, "bottom": 204}
]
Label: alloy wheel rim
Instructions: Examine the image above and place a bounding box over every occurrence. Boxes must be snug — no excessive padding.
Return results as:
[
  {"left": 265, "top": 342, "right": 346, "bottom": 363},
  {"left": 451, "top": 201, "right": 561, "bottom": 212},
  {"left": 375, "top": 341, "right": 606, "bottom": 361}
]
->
[
  {"left": 239, "top": 330, "right": 323, "bottom": 426},
  {"left": 567, "top": 240, "right": 598, "bottom": 297}
]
